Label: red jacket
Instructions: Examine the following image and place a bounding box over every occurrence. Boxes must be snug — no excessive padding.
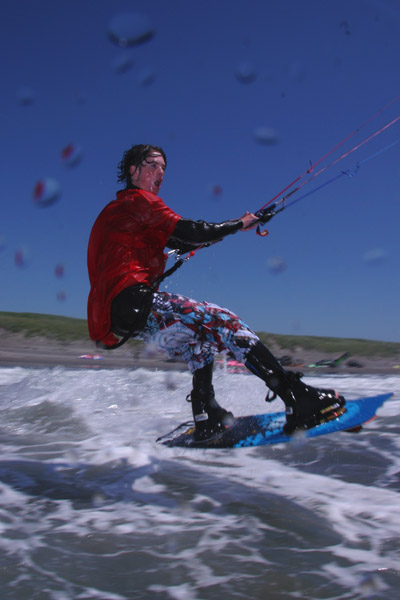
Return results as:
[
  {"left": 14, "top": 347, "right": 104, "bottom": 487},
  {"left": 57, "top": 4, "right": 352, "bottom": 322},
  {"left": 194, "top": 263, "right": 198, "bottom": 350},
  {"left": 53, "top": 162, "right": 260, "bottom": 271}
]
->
[{"left": 87, "top": 188, "right": 181, "bottom": 345}]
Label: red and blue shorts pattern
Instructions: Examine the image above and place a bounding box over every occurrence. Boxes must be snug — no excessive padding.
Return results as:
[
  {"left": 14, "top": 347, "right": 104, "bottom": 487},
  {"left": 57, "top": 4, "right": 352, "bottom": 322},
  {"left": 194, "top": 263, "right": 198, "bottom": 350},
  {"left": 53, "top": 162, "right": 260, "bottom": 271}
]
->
[{"left": 141, "top": 292, "right": 258, "bottom": 373}]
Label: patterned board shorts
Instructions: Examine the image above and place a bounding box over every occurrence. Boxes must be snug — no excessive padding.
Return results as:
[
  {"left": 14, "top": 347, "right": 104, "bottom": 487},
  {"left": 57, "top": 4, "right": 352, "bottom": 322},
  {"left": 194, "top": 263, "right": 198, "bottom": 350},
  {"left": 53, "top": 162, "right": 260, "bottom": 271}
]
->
[{"left": 141, "top": 291, "right": 259, "bottom": 373}]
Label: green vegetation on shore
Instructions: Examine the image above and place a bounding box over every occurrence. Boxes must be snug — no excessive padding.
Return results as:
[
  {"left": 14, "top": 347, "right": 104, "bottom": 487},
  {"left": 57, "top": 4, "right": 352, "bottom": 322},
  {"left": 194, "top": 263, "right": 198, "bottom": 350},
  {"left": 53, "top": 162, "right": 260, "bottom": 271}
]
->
[
  {"left": 0, "top": 311, "right": 89, "bottom": 341},
  {"left": 1, "top": 311, "right": 399, "bottom": 358},
  {"left": 257, "top": 332, "right": 400, "bottom": 358}
]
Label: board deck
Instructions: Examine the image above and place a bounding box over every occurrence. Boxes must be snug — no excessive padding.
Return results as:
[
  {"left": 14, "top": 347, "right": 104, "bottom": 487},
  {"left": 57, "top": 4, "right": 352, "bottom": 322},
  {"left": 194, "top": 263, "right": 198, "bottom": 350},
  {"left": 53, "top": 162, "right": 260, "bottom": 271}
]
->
[{"left": 157, "top": 393, "right": 393, "bottom": 449}]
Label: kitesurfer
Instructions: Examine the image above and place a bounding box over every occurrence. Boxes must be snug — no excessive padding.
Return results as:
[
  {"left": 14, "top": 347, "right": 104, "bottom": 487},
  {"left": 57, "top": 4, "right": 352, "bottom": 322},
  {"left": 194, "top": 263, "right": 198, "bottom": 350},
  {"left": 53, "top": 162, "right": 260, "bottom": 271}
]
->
[{"left": 87, "top": 144, "right": 345, "bottom": 440}]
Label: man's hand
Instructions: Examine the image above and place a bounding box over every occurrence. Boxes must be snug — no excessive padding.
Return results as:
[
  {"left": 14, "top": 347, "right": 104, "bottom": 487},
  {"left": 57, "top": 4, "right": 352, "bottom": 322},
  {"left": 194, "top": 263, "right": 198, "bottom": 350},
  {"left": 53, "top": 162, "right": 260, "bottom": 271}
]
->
[{"left": 239, "top": 211, "right": 259, "bottom": 230}]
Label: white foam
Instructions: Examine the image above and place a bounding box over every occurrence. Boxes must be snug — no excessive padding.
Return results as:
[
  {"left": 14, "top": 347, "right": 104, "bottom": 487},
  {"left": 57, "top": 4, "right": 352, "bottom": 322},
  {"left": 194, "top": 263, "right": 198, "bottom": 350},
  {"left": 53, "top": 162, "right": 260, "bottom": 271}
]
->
[{"left": 0, "top": 366, "right": 399, "bottom": 598}]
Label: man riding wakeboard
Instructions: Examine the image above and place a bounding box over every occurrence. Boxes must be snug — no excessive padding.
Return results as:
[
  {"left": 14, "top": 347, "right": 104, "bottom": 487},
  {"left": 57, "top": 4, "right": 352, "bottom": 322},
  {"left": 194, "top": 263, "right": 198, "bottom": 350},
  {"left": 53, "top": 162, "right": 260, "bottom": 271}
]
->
[{"left": 87, "top": 144, "right": 345, "bottom": 441}]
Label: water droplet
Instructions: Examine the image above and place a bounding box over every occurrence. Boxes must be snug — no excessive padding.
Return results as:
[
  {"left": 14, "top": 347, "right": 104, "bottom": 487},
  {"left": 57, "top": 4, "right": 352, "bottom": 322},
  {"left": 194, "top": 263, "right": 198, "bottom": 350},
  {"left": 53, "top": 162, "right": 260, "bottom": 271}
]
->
[
  {"left": 211, "top": 184, "right": 223, "bottom": 197},
  {"left": 235, "top": 60, "right": 257, "bottom": 83},
  {"left": 289, "top": 428, "right": 307, "bottom": 446},
  {"left": 267, "top": 256, "right": 286, "bottom": 274},
  {"left": 363, "top": 248, "right": 387, "bottom": 265},
  {"left": 61, "top": 143, "right": 83, "bottom": 167},
  {"left": 254, "top": 127, "right": 279, "bottom": 145},
  {"left": 14, "top": 246, "right": 30, "bottom": 268},
  {"left": 143, "top": 343, "right": 161, "bottom": 359},
  {"left": 358, "top": 571, "right": 386, "bottom": 597},
  {"left": 340, "top": 20, "right": 351, "bottom": 35},
  {"left": 16, "top": 86, "right": 35, "bottom": 106},
  {"left": 92, "top": 492, "right": 107, "bottom": 507},
  {"left": 33, "top": 178, "right": 61, "bottom": 207},
  {"left": 111, "top": 53, "right": 134, "bottom": 74},
  {"left": 55, "top": 263, "right": 65, "bottom": 278},
  {"left": 137, "top": 66, "right": 156, "bottom": 86},
  {"left": 164, "top": 372, "right": 177, "bottom": 390},
  {"left": 108, "top": 12, "right": 155, "bottom": 47}
]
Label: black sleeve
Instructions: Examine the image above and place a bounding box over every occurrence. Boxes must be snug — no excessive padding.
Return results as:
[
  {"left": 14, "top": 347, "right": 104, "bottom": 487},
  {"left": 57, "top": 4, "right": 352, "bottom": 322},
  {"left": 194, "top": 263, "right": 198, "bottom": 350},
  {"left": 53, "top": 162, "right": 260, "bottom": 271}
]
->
[{"left": 166, "top": 218, "right": 243, "bottom": 252}]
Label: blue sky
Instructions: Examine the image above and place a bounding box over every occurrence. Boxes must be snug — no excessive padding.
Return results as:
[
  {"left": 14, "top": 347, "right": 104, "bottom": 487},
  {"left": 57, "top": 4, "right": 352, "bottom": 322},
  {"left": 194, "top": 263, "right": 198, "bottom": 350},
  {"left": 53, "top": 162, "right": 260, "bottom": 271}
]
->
[{"left": 1, "top": 0, "right": 400, "bottom": 342}]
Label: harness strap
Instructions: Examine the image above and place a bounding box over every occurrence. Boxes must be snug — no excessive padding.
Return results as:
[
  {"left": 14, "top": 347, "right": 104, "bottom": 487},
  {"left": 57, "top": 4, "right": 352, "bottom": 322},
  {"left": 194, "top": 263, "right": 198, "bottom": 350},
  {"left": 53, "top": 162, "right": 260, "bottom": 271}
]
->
[{"left": 97, "top": 284, "right": 155, "bottom": 350}]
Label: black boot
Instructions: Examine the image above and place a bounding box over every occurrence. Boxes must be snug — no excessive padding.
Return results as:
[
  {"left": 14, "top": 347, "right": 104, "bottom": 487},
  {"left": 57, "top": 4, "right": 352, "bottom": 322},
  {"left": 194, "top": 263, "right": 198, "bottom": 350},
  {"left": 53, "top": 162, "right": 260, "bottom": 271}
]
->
[
  {"left": 245, "top": 342, "right": 346, "bottom": 433},
  {"left": 189, "top": 363, "right": 234, "bottom": 441}
]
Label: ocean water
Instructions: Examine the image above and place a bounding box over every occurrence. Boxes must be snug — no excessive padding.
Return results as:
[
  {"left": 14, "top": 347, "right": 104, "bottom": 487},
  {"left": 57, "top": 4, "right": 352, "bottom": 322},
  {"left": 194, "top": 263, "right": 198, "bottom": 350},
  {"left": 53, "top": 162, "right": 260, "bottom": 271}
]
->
[{"left": 0, "top": 365, "right": 399, "bottom": 600}]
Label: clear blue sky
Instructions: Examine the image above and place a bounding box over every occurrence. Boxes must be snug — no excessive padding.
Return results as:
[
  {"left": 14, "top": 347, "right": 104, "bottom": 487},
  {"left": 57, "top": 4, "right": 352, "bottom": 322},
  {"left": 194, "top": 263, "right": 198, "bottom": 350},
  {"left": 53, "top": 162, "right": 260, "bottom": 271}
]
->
[{"left": 1, "top": 0, "right": 399, "bottom": 342}]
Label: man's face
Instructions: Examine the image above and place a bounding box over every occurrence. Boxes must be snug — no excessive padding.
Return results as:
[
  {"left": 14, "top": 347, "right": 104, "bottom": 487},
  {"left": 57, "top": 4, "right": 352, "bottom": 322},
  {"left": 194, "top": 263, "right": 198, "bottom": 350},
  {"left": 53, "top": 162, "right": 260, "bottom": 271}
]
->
[{"left": 130, "top": 152, "right": 166, "bottom": 194}]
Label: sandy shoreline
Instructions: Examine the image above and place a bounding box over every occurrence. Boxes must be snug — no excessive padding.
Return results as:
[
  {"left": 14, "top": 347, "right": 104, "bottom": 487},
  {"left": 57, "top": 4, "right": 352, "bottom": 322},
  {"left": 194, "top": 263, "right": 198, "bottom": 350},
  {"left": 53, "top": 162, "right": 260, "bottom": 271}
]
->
[
  {"left": 0, "top": 331, "right": 180, "bottom": 371},
  {"left": 1, "top": 330, "right": 400, "bottom": 375}
]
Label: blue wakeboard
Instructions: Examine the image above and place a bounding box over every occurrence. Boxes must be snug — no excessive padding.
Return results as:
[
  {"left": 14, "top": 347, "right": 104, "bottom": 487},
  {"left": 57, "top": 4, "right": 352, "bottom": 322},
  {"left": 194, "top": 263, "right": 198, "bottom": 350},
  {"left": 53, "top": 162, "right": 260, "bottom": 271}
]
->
[{"left": 157, "top": 393, "right": 393, "bottom": 449}]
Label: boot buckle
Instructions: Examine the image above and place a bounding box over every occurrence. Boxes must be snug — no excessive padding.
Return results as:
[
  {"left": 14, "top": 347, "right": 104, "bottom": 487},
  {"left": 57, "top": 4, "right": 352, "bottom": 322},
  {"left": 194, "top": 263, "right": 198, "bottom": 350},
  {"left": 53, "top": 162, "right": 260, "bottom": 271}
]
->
[
  {"left": 265, "top": 390, "right": 277, "bottom": 403},
  {"left": 194, "top": 412, "right": 208, "bottom": 423}
]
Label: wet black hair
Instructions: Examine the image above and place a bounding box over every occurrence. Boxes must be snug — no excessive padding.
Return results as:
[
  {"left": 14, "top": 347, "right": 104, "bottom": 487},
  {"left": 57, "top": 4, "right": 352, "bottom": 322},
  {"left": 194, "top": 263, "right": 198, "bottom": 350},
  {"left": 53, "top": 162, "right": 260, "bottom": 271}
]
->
[{"left": 117, "top": 144, "right": 167, "bottom": 188}]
